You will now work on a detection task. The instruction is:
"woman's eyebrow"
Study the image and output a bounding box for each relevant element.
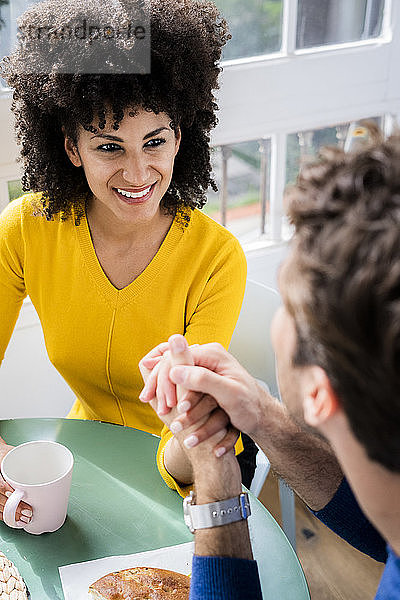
[91,133,124,142]
[90,127,169,142]
[143,127,169,140]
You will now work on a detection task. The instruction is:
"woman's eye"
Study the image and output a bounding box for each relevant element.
[145,138,166,148]
[97,143,122,153]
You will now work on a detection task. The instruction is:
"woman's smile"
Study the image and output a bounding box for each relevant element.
[113,183,157,205]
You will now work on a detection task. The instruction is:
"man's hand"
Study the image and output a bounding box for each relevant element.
[166,341,269,441]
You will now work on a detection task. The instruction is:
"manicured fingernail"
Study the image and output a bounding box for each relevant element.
[21,509,32,517]
[169,335,187,353]
[170,421,183,434]
[19,516,30,523]
[5,492,11,498]
[178,400,190,413]
[139,389,148,401]
[215,447,226,458]
[184,435,198,449]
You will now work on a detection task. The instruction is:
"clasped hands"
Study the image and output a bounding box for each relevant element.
[139,335,237,458]
[139,334,263,461]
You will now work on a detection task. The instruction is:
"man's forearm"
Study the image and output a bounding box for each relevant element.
[192,453,253,560]
[252,387,343,510]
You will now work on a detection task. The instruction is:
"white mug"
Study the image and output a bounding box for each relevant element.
[1,440,74,535]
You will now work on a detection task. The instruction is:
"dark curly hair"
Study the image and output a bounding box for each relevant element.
[0,0,230,220]
[283,126,400,472]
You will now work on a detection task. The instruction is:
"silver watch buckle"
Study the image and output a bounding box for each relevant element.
[183,490,195,533]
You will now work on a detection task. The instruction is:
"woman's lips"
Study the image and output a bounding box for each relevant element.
[113,183,156,205]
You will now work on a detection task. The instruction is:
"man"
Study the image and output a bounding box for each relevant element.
[140,131,400,598]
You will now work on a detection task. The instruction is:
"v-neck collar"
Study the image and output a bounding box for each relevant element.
[75,207,187,307]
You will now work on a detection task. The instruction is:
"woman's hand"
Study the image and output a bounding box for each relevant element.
[139,340,189,414]
[140,338,204,415]
[0,441,32,525]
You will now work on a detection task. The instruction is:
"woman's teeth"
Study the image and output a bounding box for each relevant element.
[116,185,152,199]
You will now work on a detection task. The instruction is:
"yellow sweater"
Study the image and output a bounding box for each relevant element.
[0,194,246,489]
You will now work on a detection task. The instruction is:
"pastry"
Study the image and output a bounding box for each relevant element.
[88,566,190,599]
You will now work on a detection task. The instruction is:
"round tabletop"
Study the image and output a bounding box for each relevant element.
[0,418,309,599]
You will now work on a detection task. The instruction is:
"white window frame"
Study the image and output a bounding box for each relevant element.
[211,0,399,242]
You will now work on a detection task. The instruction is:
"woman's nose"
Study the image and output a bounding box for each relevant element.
[122,156,151,186]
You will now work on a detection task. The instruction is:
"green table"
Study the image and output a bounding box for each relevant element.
[0,419,310,599]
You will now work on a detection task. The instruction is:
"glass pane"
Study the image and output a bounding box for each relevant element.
[214,0,283,61]
[205,140,270,242]
[8,179,23,202]
[286,117,383,186]
[1,0,42,86]
[296,0,385,49]
[0,0,8,30]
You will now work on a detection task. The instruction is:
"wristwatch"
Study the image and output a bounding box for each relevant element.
[183,490,251,534]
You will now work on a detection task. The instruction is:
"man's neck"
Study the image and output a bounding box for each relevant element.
[324,413,400,555]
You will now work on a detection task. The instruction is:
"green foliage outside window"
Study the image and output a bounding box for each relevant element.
[214,0,283,61]
[8,180,23,202]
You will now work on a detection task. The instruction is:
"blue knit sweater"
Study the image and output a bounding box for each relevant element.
[189,478,400,599]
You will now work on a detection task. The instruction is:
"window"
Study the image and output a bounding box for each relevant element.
[0,0,42,86]
[214,0,283,61]
[206,140,270,241]
[296,0,385,49]
[8,179,23,202]
[213,0,387,64]
[207,0,397,246]
[0,0,39,61]
[206,117,388,243]
[286,117,383,185]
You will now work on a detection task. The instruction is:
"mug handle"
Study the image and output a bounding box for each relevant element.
[3,490,26,529]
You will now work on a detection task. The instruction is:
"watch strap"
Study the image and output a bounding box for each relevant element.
[184,492,251,532]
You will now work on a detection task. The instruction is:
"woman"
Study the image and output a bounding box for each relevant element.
[0,0,248,523]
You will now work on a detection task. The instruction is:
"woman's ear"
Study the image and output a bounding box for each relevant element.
[63,128,82,167]
[302,366,340,428]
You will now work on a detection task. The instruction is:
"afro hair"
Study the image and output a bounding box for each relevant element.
[1,0,230,220]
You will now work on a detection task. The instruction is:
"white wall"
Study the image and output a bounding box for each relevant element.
[0,300,75,418]
[247,243,288,290]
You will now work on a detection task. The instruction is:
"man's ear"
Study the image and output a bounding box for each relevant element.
[63,128,82,167]
[302,366,340,428]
